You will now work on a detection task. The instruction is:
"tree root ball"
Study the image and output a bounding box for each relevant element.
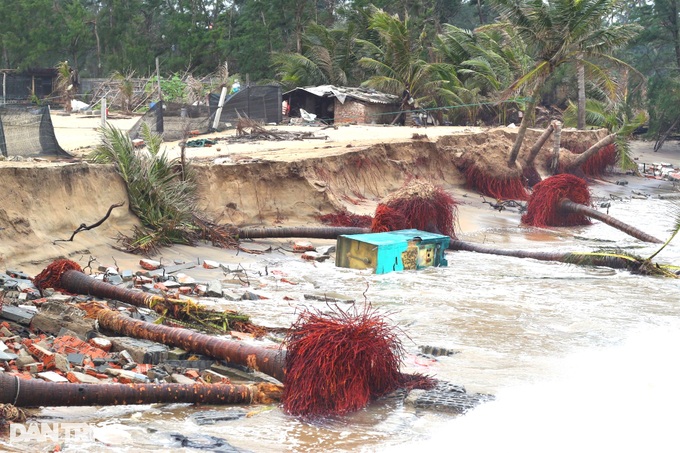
[522,174,592,227]
[370,180,458,237]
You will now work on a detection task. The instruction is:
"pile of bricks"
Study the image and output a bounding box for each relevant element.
[0,320,240,386]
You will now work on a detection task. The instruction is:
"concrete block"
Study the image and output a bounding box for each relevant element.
[67,353,85,366]
[316,245,336,255]
[170,373,196,385]
[54,353,71,373]
[68,371,102,384]
[110,337,168,364]
[167,348,189,361]
[37,371,69,383]
[0,350,18,361]
[1,305,35,325]
[206,280,223,298]
[106,368,149,383]
[15,355,37,368]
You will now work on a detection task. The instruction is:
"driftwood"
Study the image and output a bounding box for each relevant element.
[54,202,125,243]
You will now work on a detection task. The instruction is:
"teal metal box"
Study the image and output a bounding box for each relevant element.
[335,229,450,274]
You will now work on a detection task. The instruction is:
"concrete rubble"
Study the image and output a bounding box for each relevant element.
[0,238,482,416]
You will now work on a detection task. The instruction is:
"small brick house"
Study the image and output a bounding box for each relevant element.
[282,85,401,125]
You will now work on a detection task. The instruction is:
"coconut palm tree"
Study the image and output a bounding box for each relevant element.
[491,0,641,166]
[560,95,646,173]
[272,21,363,89]
[357,7,455,112]
[434,23,533,124]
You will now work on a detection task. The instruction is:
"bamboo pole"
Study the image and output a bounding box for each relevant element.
[0,373,281,408]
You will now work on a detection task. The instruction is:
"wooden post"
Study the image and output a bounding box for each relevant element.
[212,86,228,130]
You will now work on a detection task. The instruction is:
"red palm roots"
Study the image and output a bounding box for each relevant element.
[370,182,458,237]
[522,174,592,227]
[282,305,405,417]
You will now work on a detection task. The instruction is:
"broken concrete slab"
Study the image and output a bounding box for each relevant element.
[31,305,95,338]
[106,368,149,383]
[109,337,169,365]
[37,371,69,383]
[316,245,336,255]
[170,373,197,385]
[303,292,356,304]
[206,280,223,298]
[142,262,197,278]
[0,350,18,361]
[67,371,102,384]
[1,305,35,325]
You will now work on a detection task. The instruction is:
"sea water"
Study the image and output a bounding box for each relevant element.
[2,196,679,453]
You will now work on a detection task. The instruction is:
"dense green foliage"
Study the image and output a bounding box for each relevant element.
[3,1,680,136]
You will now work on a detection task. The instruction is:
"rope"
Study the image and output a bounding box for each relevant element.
[0,401,26,425]
[13,375,20,406]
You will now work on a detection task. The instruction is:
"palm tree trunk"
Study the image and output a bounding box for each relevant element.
[577,55,586,130]
[550,120,562,174]
[237,226,369,239]
[524,122,555,167]
[653,116,680,152]
[449,240,637,270]
[96,309,287,382]
[507,98,536,167]
[0,373,281,408]
[564,133,616,172]
[559,200,661,243]
[55,269,249,331]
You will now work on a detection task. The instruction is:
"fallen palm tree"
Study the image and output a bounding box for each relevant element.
[236,226,368,239]
[90,304,429,417]
[32,261,435,417]
[33,259,252,333]
[0,373,281,408]
[449,240,678,277]
[521,121,556,187]
[522,174,662,243]
[371,181,458,236]
[460,150,529,201]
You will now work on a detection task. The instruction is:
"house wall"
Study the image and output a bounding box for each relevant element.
[334,100,399,125]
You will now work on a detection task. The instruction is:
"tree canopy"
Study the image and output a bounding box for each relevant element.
[2,0,680,140]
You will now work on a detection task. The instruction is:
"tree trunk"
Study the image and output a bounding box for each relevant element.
[564,133,616,172]
[524,122,555,167]
[577,55,586,130]
[507,98,536,167]
[55,270,249,331]
[559,200,661,243]
[653,115,680,152]
[0,373,281,408]
[97,309,287,383]
[550,121,562,174]
[237,226,369,239]
[448,240,638,270]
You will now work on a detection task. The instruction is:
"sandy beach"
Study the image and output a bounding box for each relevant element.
[0,111,675,275]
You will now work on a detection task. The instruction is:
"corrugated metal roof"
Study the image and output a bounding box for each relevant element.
[283,85,400,105]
